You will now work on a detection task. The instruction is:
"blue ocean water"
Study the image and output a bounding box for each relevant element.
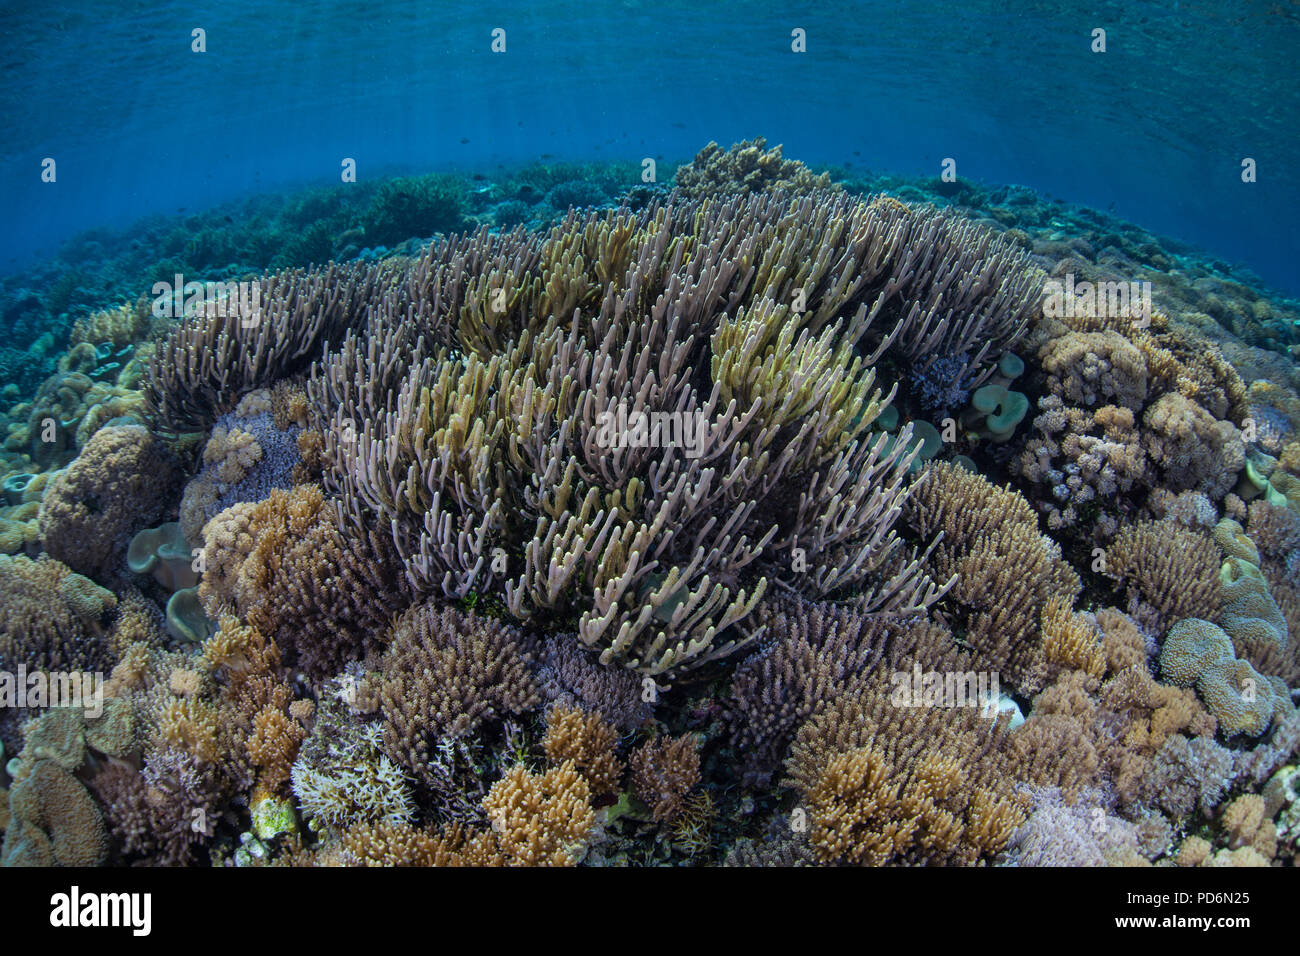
[1,0,1297,294]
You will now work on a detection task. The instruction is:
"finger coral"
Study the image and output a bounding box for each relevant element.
[542,704,623,798]
[533,635,654,733]
[909,461,1080,693]
[480,761,597,866]
[1103,519,1222,627]
[725,597,891,787]
[145,262,400,436]
[787,694,1026,865]
[378,603,540,795]
[291,695,415,831]
[312,190,1036,675]
[12,141,1300,873]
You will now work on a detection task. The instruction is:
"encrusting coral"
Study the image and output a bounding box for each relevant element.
[38,423,182,581]
[2,759,108,867]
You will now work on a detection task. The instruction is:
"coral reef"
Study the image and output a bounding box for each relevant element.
[3,143,1299,871]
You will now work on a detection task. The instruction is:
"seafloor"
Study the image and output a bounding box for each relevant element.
[1,138,1298,867]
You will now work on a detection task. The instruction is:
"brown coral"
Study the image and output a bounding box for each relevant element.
[1039,329,1149,410]
[1220,793,1277,861]
[1143,393,1244,499]
[69,299,151,349]
[910,461,1080,693]
[0,554,115,674]
[725,597,892,787]
[629,733,701,823]
[247,705,306,792]
[37,424,181,581]
[786,673,1028,866]
[1042,596,1106,681]
[1104,520,1222,626]
[673,137,838,200]
[379,603,540,793]
[2,759,108,866]
[145,261,400,435]
[199,485,412,681]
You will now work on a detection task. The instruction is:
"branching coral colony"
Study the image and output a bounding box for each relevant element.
[4,139,1300,867]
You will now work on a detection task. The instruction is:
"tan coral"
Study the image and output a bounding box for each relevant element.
[1143,392,1244,499]
[542,704,623,798]
[1220,793,1277,861]
[910,461,1080,693]
[673,137,839,200]
[37,423,181,580]
[0,554,115,673]
[1042,596,1106,680]
[1104,520,1221,625]
[480,761,597,866]
[1,759,108,866]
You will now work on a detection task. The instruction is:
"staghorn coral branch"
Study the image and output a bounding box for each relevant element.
[300,188,1038,675]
